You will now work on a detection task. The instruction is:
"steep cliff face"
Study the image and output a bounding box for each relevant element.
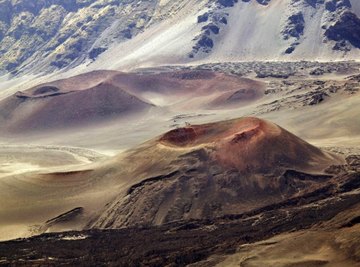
[0,0,360,75]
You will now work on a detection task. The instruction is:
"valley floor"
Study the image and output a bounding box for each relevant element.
[0,61,359,265]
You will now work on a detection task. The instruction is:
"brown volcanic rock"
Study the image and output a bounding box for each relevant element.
[91,117,342,229]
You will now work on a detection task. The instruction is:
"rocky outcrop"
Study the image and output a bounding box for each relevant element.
[0,0,157,74]
[89,47,107,60]
[217,0,238,8]
[283,12,305,40]
[191,10,228,57]
[325,11,360,49]
[325,0,351,12]
[256,0,271,5]
[305,0,325,8]
[282,12,304,54]
[197,12,209,23]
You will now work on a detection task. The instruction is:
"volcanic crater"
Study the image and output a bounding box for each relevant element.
[160,117,266,147]
[91,117,343,229]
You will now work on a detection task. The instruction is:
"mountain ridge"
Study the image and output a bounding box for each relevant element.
[1,0,360,75]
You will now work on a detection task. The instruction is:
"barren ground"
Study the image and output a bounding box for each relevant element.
[0,62,359,265]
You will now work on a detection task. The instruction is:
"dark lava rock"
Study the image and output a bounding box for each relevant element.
[197,13,209,23]
[325,1,335,12]
[5,62,18,71]
[69,39,85,52]
[121,22,137,39]
[0,1,12,24]
[305,0,325,8]
[198,36,214,49]
[241,0,270,5]
[285,46,295,54]
[283,12,305,40]
[218,0,238,7]
[191,35,214,56]
[219,16,228,24]
[307,92,329,105]
[325,0,351,12]
[333,40,352,52]
[121,28,132,39]
[89,47,106,60]
[202,24,220,35]
[212,12,229,25]
[310,68,325,75]
[325,12,360,49]
[256,72,291,79]
[50,60,68,69]
[256,0,271,5]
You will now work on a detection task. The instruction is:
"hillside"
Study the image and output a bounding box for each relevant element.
[1,0,360,75]
[91,117,342,228]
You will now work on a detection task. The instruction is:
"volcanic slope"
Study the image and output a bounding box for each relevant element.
[0,117,344,240]
[91,117,342,228]
[2,0,360,73]
[0,70,264,133]
[0,76,153,132]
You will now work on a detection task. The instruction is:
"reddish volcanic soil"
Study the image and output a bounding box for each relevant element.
[159,117,339,173]
[159,117,274,147]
